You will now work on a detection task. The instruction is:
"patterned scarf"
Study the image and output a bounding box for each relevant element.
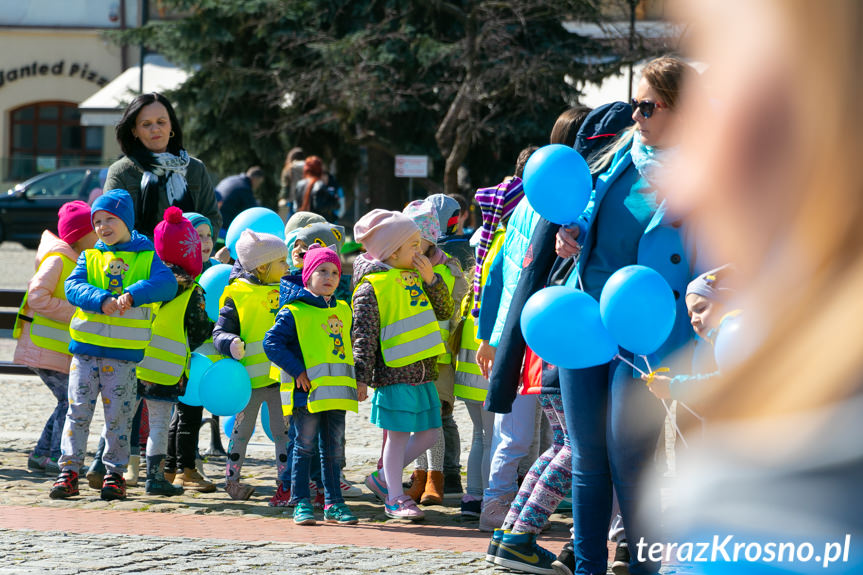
[145,149,190,205]
[472,177,524,316]
[630,132,676,188]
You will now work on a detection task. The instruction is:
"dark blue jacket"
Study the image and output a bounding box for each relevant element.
[65,230,178,362]
[211,262,279,356]
[216,174,257,231]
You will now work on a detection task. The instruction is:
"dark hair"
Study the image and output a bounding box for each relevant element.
[549,106,592,148]
[115,92,184,158]
[286,147,305,165]
[246,166,265,179]
[515,145,540,178]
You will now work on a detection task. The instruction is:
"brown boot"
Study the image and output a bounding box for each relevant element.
[405,469,427,503]
[174,467,216,493]
[420,470,444,505]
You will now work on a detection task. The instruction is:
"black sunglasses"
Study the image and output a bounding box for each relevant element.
[631,98,666,119]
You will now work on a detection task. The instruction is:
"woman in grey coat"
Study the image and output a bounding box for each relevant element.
[104,92,221,238]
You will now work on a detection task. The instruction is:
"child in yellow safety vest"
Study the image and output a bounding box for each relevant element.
[401,200,469,506]
[264,245,361,525]
[50,189,178,501]
[212,230,290,501]
[351,209,454,521]
[14,201,97,474]
[136,207,212,497]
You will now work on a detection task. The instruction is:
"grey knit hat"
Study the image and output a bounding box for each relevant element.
[236,230,288,272]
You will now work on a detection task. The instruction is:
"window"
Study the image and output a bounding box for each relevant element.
[8,102,103,181]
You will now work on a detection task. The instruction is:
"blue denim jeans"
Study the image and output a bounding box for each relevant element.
[484,393,537,501]
[559,356,665,575]
[290,407,346,506]
[32,368,69,460]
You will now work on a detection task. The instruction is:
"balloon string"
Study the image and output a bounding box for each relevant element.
[576,269,584,291]
[662,399,689,449]
[615,354,648,377]
[679,401,705,422]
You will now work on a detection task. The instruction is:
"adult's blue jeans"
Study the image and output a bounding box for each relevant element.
[290,407,346,506]
[559,356,665,575]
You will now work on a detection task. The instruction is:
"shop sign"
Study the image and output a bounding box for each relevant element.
[0,61,110,90]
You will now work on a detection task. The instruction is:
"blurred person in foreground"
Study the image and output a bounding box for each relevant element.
[654,1,863,573]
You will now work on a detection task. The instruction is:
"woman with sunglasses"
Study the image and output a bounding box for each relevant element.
[552,56,703,575]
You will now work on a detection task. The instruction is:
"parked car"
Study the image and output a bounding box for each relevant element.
[0,167,106,248]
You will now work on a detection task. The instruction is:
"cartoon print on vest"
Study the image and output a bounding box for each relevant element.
[322,314,346,359]
[263,289,281,317]
[104,257,129,294]
[396,271,429,307]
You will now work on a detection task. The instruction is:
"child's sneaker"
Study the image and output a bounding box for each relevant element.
[86,458,106,490]
[611,542,631,575]
[293,498,316,525]
[552,541,575,575]
[45,457,60,475]
[461,494,482,518]
[28,452,48,471]
[100,473,127,501]
[479,494,512,532]
[49,469,79,499]
[224,481,255,501]
[268,481,292,507]
[384,495,425,521]
[324,502,359,525]
[495,531,556,574]
[339,472,362,498]
[486,528,507,563]
[364,470,388,502]
[310,481,325,509]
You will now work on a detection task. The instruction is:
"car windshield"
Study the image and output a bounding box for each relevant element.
[24,170,87,199]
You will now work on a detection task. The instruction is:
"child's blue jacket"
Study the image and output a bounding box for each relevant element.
[64,230,178,362]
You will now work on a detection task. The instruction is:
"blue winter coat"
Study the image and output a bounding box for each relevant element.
[65,230,178,362]
[565,139,707,369]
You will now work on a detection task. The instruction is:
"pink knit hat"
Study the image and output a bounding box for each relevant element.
[301,245,342,287]
[154,207,203,278]
[353,209,419,262]
[57,200,93,245]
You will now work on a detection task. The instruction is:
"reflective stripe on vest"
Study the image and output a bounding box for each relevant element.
[13,252,77,355]
[360,268,445,368]
[454,311,489,402]
[136,289,194,385]
[193,339,222,362]
[433,263,457,365]
[279,299,358,414]
[221,279,281,388]
[276,366,295,415]
[69,249,157,349]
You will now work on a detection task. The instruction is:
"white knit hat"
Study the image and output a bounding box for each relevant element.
[235,230,288,272]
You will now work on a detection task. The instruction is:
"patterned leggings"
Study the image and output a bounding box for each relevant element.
[225,384,288,483]
[502,393,572,534]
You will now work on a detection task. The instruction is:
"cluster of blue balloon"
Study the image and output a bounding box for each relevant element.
[179,353,253,416]
[522,144,593,226]
[224,207,285,259]
[521,266,676,369]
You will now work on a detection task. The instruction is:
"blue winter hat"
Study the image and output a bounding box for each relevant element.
[91,188,135,233]
[183,211,213,238]
[686,264,735,302]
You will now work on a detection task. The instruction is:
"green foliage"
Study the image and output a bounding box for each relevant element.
[113,0,644,212]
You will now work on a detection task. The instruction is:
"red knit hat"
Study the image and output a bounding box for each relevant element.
[154,207,203,277]
[57,200,93,245]
[301,245,341,287]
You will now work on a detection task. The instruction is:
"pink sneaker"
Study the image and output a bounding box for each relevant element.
[310,481,325,509]
[268,481,292,507]
[385,494,425,521]
[364,471,388,502]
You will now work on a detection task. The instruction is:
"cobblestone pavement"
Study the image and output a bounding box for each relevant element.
[0,242,695,574]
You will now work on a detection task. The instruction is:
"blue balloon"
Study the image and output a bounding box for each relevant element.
[713,313,756,372]
[199,263,232,321]
[599,265,676,356]
[225,207,286,259]
[223,413,254,439]
[521,286,618,369]
[177,353,212,406]
[260,401,275,442]
[199,358,252,416]
[522,144,592,225]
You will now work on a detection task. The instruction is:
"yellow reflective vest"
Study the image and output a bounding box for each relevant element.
[360,268,445,368]
[453,228,505,401]
[69,249,158,350]
[433,263,457,365]
[13,251,77,355]
[220,279,281,388]
[276,299,357,415]
[136,288,194,385]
